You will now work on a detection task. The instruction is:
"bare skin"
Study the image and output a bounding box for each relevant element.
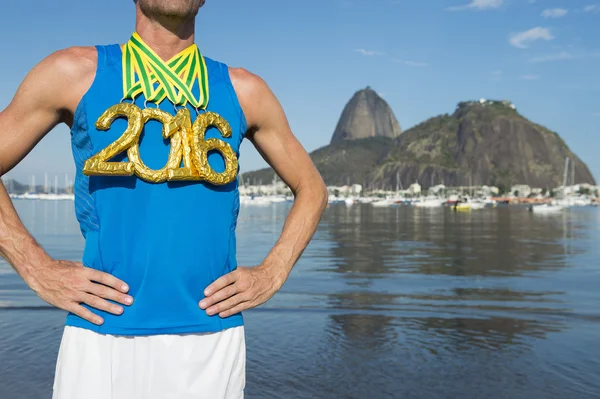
[0,0,327,324]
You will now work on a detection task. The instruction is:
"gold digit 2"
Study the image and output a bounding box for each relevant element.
[191,112,238,186]
[83,103,143,177]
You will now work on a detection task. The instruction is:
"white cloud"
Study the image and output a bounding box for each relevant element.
[584,5,600,13]
[404,60,429,67]
[354,49,385,56]
[542,8,568,18]
[509,27,554,49]
[447,0,504,11]
[531,51,574,63]
[393,59,429,67]
[521,74,541,80]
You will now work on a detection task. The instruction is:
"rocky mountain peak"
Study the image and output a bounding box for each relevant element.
[330,87,402,144]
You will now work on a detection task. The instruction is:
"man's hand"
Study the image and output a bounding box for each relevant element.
[29,260,133,325]
[200,265,285,318]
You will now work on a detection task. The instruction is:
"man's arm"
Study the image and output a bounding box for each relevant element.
[200,69,328,317]
[0,48,133,325]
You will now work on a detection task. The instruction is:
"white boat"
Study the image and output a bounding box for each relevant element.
[413,197,444,208]
[469,199,486,210]
[371,199,396,208]
[240,196,271,206]
[268,196,287,203]
[553,196,593,207]
[530,204,564,214]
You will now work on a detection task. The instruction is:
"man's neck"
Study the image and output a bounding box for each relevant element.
[134,12,196,61]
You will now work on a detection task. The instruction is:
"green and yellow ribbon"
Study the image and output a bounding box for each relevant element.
[122,32,209,109]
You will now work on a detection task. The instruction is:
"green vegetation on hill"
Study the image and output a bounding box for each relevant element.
[242,137,392,187]
[242,99,595,190]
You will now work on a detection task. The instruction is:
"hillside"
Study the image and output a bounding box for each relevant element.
[372,101,594,190]
[242,98,595,190]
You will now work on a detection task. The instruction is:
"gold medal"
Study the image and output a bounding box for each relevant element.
[83,33,238,186]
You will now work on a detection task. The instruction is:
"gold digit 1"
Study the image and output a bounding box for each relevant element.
[166,108,201,181]
[191,112,239,186]
[126,108,184,183]
[83,103,143,177]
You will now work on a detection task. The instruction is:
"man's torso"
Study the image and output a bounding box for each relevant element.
[63,44,247,335]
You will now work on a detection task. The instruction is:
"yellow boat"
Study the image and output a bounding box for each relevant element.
[454,203,471,211]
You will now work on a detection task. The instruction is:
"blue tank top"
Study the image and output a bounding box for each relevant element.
[65,44,246,335]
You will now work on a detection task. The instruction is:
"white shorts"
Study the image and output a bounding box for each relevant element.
[52,326,246,399]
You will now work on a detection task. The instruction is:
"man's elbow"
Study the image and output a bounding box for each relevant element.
[295,176,328,212]
[314,179,328,214]
[320,182,329,211]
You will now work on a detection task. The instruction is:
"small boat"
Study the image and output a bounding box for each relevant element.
[240,196,272,206]
[530,204,564,213]
[454,203,471,211]
[413,197,444,208]
[371,199,396,208]
[469,201,486,210]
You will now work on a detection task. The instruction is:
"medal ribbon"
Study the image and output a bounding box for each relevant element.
[122,32,209,109]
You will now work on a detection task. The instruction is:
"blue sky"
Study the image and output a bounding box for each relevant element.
[1,0,599,185]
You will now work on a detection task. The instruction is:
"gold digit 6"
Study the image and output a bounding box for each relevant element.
[83,103,143,176]
[191,112,238,186]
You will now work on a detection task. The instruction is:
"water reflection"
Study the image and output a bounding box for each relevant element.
[317,204,583,356]
[323,205,584,278]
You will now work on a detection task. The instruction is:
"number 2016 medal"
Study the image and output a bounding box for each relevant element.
[83,32,238,185]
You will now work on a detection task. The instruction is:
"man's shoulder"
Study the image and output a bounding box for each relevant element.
[42,46,98,80]
[26,46,100,117]
[227,67,283,131]
[228,67,272,107]
[228,67,266,94]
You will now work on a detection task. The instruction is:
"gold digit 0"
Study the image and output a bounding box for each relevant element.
[191,112,238,186]
[83,103,143,176]
[126,108,184,183]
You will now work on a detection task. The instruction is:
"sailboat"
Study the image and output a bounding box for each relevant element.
[344,176,356,206]
[531,157,568,213]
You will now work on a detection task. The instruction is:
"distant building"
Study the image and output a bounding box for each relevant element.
[511,185,531,198]
[531,188,543,195]
[409,183,422,195]
[326,184,363,197]
[351,184,363,195]
[501,100,516,110]
[579,183,595,192]
[474,185,499,197]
